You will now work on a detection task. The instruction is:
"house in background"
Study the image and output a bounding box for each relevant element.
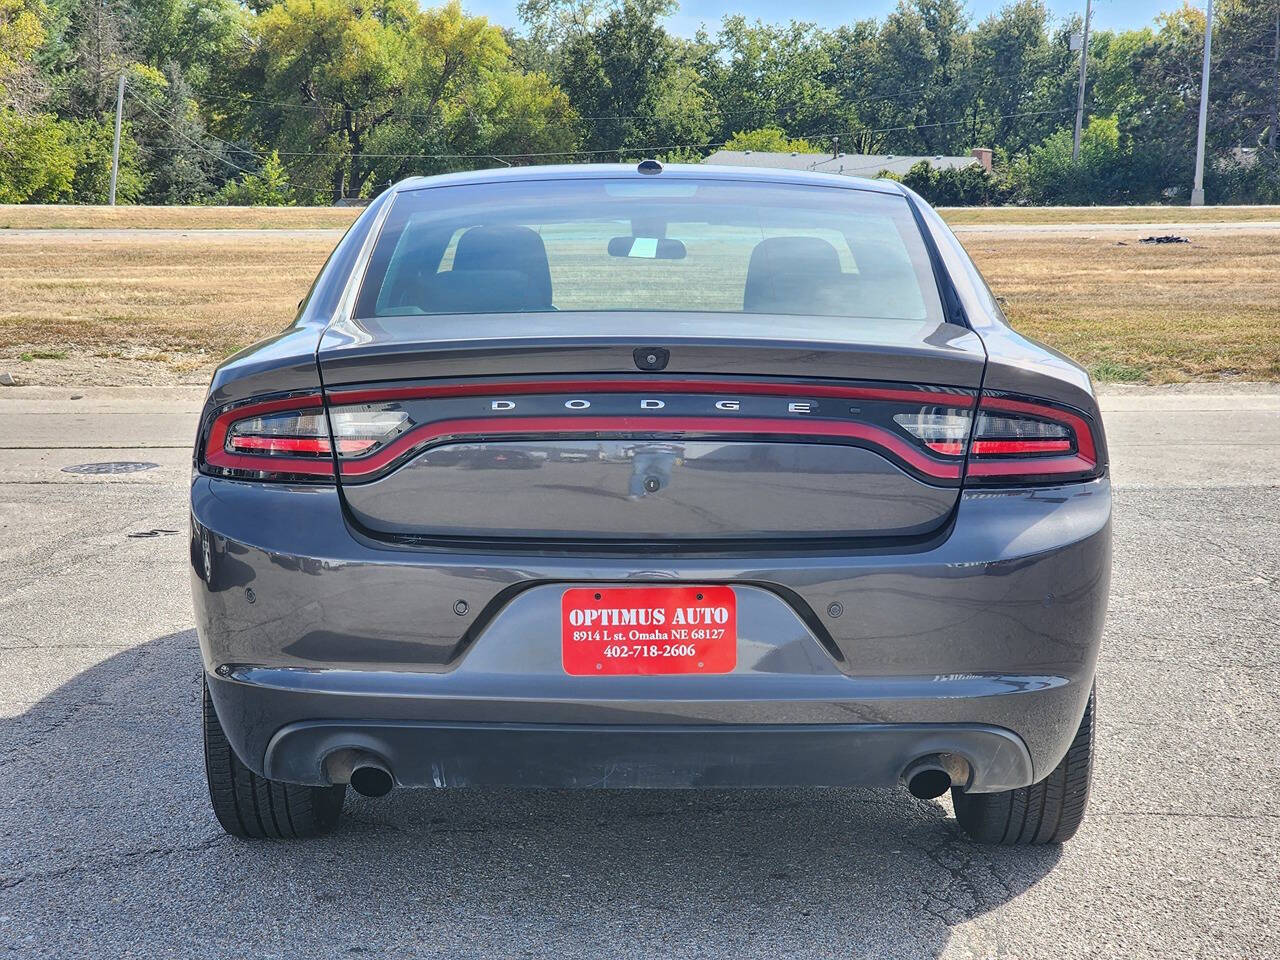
[703,147,994,178]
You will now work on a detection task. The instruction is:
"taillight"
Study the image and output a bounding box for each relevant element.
[328,405,411,457]
[892,409,973,456]
[225,410,335,456]
[965,395,1100,484]
[200,395,409,482]
[199,382,1101,487]
[894,393,1102,485]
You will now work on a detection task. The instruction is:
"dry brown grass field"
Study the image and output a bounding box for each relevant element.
[939,204,1280,225]
[1,214,1277,385]
[0,205,361,230]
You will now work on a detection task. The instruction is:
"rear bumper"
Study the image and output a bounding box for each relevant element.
[192,474,1110,792]
[255,714,1032,792]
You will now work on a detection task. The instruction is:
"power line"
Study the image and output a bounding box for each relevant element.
[801,106,1076,140]
[132,95,258,177]
[196,66,1057,132]
[131,95,333,199]
[205,106,1075,165]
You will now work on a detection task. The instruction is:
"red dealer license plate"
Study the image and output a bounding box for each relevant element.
[561,585,737,676]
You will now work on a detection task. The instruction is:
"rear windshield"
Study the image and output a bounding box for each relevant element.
[355,178,943,323]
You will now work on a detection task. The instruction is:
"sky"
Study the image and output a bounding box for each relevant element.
[464,0,1186,36]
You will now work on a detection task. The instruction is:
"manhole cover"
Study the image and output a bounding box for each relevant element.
[62,461,161,475]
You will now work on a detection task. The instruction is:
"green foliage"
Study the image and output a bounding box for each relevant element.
[63,117,145,202]
[1,0,47,100]
[1207,150,1280,204]
[884,159,1007,205]
[234,0,577,198]
[656,144,704,162]
[1005,116,1145,204]
[212,150,295,205]
[723,126,816,153]
[547,0,700,156]
[10,0,1280,205]
[0,108,76,201]
[711,17,841,142]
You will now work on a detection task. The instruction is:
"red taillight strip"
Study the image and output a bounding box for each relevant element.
[970,439,1073,456]
[228,435,377,455]
[337,415,963,481]
[203,394,334,477]
[966,395,1100,480]
[978,395,1097,466]
[327,379,975,408]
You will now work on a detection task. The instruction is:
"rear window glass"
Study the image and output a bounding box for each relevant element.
[355,178,943,323]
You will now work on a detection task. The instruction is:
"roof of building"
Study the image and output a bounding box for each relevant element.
[703,150,979,177]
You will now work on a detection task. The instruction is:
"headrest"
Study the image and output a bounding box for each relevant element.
[453,225,553,309]
[744,236,845,314]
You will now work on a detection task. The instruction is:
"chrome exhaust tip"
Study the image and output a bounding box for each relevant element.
[324,749,394,798]
[902,754,972,800]
[349,758,394,798]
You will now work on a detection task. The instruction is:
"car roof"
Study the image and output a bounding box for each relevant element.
[392,162,907,198]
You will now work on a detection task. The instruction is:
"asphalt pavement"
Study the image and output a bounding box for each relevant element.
[0,382,1278,959]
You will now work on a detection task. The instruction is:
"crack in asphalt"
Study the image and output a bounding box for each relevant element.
[906,827,1018,928]
[0,834,226,891]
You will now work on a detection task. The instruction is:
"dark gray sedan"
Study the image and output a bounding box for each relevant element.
[192,162,1109,844]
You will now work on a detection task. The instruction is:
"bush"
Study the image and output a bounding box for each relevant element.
[1004,116,1156,205]
[211,151,296,206]
[1207,150,1280,204]
[878,160,1007,206]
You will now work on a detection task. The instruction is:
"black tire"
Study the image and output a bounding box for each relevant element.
[202,677,346,839]
[952,685,1095,845]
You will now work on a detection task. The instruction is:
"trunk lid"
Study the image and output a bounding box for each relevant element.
[318,313,986,544]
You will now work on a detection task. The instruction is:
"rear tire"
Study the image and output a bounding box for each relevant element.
[952,685,1095,845]
[202,677,346,838]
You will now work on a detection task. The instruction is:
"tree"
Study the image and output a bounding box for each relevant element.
[867,0,975,154]
[65,115,145,201]
[969,0,1074,155]
[235,0,577,199]
[1,0,48,111]
[723,126,816,152]
[125,0,241,88]
[359,1,578,179]
[1211,0,1280,152]
[0,0,77,202]
[711,16,840,146]
[549,0,704,155]
[213,149,294,204]
[50,0,133,117]
[11,0,1280,206]
[1006,115,1137,203]
[0,109,75,200]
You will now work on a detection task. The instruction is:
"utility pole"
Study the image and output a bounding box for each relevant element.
[1191,0,1214,205]
[108,73,125,206]
[1072,0,1092,162]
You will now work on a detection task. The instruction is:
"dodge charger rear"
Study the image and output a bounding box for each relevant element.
[192,164,1110,844]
